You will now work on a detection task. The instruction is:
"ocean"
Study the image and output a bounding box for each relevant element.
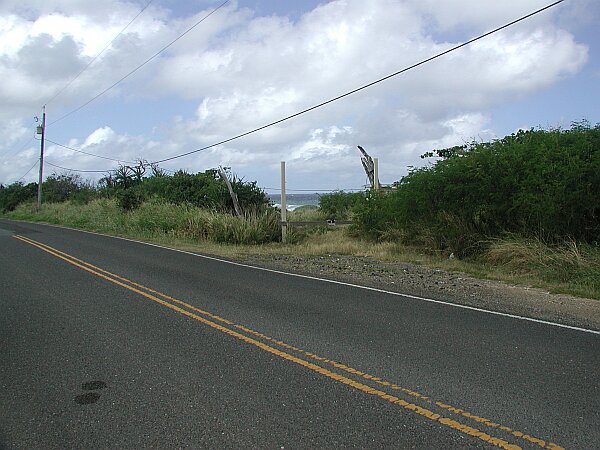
[268,193,321,211]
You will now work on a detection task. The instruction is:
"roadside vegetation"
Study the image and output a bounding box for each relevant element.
[2,122,599,299]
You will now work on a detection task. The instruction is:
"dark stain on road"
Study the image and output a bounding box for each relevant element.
[82,380,107,390]
[75,380,107,404]
[74,392,101,405]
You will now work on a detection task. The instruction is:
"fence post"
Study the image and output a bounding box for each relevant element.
[280,161,287,243]
[374,158,380,190]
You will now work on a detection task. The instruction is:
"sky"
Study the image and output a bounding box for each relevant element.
[0,0,598,193]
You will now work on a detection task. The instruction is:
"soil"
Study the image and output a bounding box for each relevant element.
[235,253,600,332]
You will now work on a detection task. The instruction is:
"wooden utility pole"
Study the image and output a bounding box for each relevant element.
[280,161,287,244]
[36,106,46,210]
[218,166,242,217]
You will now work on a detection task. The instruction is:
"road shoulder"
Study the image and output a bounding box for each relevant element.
[234,252,600,332]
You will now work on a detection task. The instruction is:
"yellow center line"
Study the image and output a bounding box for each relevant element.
[14,235,565,450]
[15,235,562,449]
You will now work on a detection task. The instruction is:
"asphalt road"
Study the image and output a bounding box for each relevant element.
[1,219,599,449]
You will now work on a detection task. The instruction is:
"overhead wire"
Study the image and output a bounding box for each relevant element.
[150,0,565,165]
[49,0,231,126]
[45,138,137,164]
[16,160,39,182]
[44,0,155,107]
[45,161,113,173]
[44,157,177,175]
[1,135,36,159]
[1,115,40,159]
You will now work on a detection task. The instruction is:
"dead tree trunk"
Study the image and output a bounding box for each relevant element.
[357,145,380,189]
[218,166,242,217]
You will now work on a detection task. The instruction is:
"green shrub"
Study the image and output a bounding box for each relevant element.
[0,182,37,212]
[352,122,600,256]
[318,191,364,220]
[117,168,270,215]
[43,173,97,204]
[117,189,144,211]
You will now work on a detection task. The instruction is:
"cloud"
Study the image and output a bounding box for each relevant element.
[17,33,85,80]
[152,0,586,180]
[0,0,590,188]
[83,126,115,146]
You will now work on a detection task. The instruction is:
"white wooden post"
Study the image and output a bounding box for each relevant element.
[280,161,287,243]
[374,157,380,190]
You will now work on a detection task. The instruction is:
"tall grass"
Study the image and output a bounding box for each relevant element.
[484,236,600,298]
[8,198,281,245]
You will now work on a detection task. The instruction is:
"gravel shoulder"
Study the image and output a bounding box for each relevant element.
[234,252,600,332]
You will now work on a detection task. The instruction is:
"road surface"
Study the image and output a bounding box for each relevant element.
[1,219,599,449]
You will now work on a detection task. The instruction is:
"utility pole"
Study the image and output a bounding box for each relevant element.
[36,106,46,210]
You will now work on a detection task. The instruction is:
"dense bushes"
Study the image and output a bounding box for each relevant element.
[43,174,96,204]
[0,182,37,212]
[4,123,599,253]
[318,191,363,220]
[1,165,270,216]
[125,169,269,213]
[351,123,600,256]
[0,174,97,212]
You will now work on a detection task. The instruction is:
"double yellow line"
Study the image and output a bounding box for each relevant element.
[14,234,564,450]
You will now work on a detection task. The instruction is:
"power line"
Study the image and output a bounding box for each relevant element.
[44,0,155,107]
[45,138,137,164]
[44,158,176,175]
[49,0,230,126]
[150,0,565,165]
[1,116,39,158]
[45,160,113,173]
[17,160,39,182]
[1,135,35,159]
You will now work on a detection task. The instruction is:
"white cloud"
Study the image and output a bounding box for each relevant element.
[82,126,115,146]
[0,0,591,188]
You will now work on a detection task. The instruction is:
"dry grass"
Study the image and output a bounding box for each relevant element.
[482,236,600,298]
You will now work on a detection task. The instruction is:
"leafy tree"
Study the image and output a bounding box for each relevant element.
[318,191,364,220]
[0,182,37,212]
[43,173,96,203]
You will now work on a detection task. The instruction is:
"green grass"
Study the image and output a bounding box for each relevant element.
[7,198,280,245]
[5,199,599,300]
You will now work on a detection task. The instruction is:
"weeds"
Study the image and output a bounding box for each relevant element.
[484,236,600,298]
